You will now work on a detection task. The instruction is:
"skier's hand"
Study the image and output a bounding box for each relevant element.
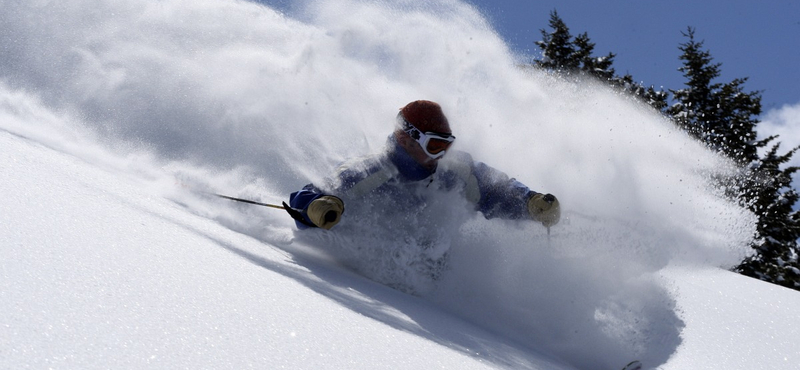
[307,195,344,230]
[527,193,560,227]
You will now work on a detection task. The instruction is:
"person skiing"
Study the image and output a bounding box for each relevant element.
[288,100,560,231]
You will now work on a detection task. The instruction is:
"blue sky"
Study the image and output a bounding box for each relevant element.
[466,0,800,111]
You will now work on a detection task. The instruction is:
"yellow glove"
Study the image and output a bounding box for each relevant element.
[306,196,344,230]
[527,193,560,227]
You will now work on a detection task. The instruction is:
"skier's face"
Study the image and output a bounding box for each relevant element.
[396,130,442,170]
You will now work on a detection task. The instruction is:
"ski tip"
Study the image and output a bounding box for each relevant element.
[621,360,643,370]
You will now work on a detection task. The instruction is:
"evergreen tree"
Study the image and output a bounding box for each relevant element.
[534,10,576,71]
[737,141,800,289]
[667,28,761,164]
[534,10,615,79]
[611,74,669,112]
[533,10,667,112]
[667,28,800,290]
[667,28,719,141]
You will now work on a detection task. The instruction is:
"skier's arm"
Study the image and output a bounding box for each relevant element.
[289,155,387,230]
[470,160,560,226]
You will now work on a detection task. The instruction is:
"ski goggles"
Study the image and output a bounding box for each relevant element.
[398,115,455,159]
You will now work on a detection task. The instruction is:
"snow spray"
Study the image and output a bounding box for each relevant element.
[0,0,756,368]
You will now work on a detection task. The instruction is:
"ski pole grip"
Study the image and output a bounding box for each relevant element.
[324,210,338,223]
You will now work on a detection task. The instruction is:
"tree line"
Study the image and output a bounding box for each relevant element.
[532,11,800,291]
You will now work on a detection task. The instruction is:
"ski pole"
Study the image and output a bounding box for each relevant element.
[211,192,317,228]
[542,194,555,245]
[213,193,284,209]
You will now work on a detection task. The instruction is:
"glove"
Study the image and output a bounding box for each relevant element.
[527,193,560,227]
[306,195,345,230]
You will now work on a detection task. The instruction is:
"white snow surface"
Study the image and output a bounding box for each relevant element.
[1,0,798,369]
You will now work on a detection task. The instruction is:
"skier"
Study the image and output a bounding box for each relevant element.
[288,100,560,230]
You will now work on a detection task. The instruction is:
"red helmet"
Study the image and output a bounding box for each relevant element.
[399,100,452,134]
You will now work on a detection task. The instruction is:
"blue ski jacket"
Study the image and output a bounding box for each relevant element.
[289,135,539,229]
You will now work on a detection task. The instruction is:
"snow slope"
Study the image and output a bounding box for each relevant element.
[1,0,798,369]
[0,130,564,370]
[3,100,800,370]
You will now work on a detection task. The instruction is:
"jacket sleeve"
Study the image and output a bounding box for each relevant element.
[289,184,326,229]
[442,151,536,220]
[288,156,383,229]
[472,161,536,220]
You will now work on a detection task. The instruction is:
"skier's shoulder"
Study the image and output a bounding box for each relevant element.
[438,150,514,188]
[437,150,480,185]
[328,152,397,195]
[333,152,392,180]
[438,149,474,172]
[439,149,507,179]
[444,149,474,163]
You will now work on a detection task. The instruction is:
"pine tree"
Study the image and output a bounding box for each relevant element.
[534,10,581,73]
[667,28,719,141]
[533,10,667,112]
[737,141,800,289]
[667,28,762,164]
[534,10,615,79]
[667,28,800,290]
[611,74,669,112]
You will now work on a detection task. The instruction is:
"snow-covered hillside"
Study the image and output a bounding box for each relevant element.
[1,1,798,369]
